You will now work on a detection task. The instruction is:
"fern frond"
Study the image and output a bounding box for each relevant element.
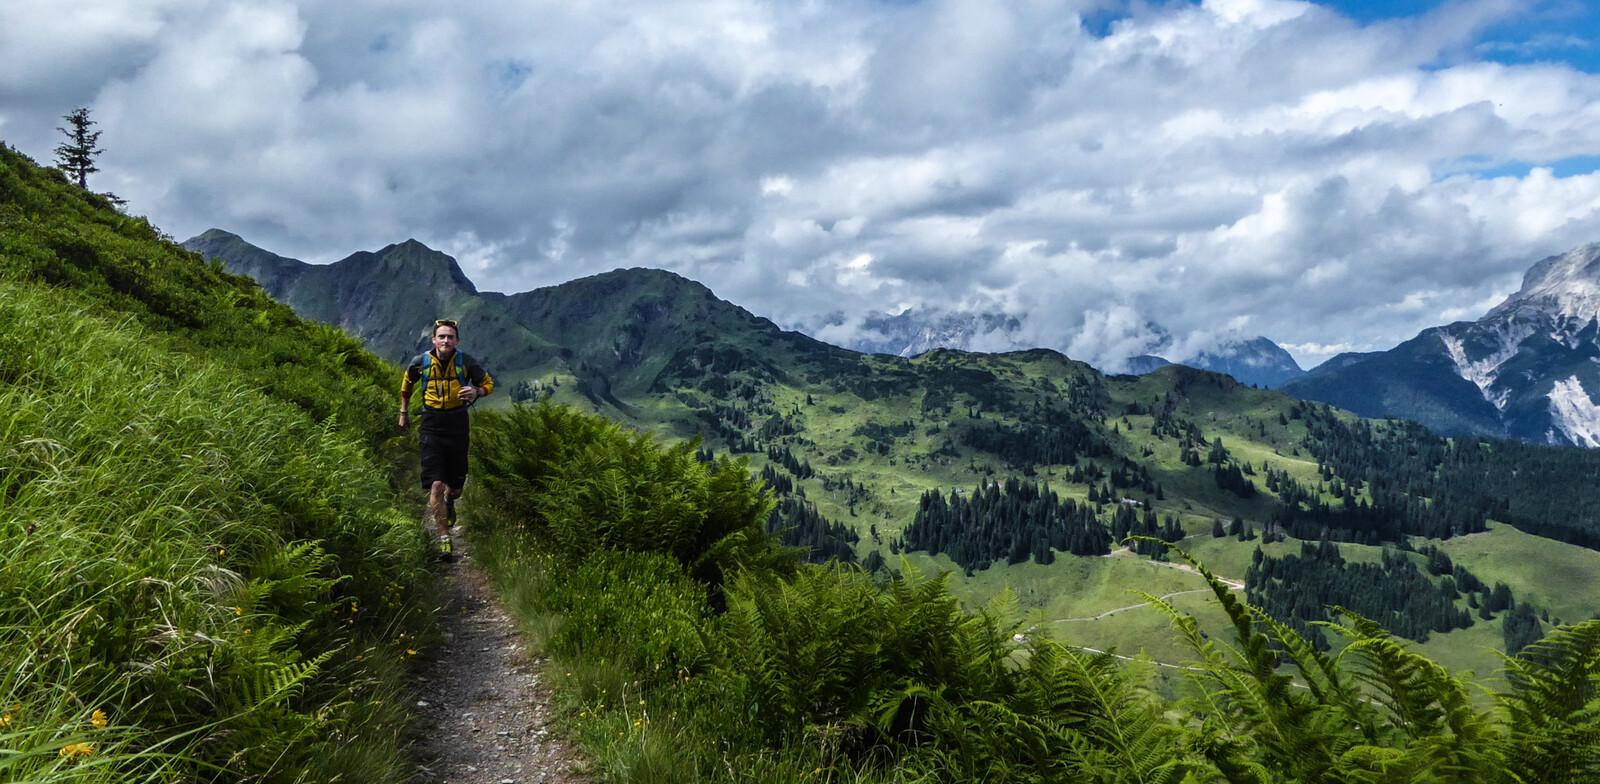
[1146,542,1351,783]
[1494,619,1600,782]
[1250,610,1375,742]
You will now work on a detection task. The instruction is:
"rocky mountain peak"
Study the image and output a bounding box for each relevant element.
[1483,241,1600,324]
[843,309,1023,357]
[364,239,478,295]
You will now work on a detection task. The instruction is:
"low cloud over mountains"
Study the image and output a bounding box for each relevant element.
[7,1,1600,373]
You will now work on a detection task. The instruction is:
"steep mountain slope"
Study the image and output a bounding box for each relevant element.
[1286,242,1600,445]
[184,231,859,412]
[185,228,482,362]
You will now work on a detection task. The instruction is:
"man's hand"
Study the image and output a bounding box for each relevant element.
[398,411,410,429]
[460,385,480,402]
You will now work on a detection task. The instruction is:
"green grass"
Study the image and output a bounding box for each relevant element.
[0,279,431,782]
[1436,521,1600,626]
[464,400,1600,784]
[1411,616,1512,683]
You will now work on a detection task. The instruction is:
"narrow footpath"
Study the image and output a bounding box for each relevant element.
[410,526,591,784]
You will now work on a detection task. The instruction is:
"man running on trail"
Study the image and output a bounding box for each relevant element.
[399,319,494,560]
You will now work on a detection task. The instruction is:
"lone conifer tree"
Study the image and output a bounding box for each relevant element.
[54,108,103,188]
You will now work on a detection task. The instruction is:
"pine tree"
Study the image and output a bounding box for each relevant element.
[1503,603,1543,656]
[54,108,104,189]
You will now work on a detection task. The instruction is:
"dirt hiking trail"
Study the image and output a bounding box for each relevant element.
[410,527,591,784]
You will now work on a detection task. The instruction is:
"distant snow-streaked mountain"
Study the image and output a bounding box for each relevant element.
[1125,337,1306,388]
[1284,241,1600,446]
[840,310,1023,357]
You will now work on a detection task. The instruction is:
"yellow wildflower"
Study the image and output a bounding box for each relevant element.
[91,709,107,729]
[0,714,11,729]
[59,742,94,758]
[234,607,243,616]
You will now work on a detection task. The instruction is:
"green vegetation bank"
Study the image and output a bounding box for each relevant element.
[1,143,431,781]
[466,401,1600,783]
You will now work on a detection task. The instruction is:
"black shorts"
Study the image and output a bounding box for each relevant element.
[419,428,470,491]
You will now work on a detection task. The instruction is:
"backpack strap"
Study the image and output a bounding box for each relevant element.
[454,352,474,407]
[421,351,474,407]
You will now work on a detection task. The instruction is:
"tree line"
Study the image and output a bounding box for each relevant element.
[1246,540,1475,649]
[1297,403,1600,549]
[898,478,1112,573]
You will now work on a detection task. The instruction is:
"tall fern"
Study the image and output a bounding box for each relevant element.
[1495,620,1600,783]
[472,402,788,592]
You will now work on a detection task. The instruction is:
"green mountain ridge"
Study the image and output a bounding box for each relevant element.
[184,228,480,361]
[189,231,1600,671]
[184,229,844,406]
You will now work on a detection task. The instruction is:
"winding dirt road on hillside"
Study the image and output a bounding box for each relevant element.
[1053,549,1245,623]
[410,527,591,784]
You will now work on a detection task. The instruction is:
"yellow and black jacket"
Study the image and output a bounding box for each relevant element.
[401,350,494,411]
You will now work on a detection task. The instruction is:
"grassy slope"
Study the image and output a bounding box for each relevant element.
[561,334,1600,671]
[0,144,430,781]
[0,143,399,453]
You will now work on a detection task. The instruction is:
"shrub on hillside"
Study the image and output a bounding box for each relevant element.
[473,402,795,591]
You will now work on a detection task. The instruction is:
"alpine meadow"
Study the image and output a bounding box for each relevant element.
[6,131,1600,784]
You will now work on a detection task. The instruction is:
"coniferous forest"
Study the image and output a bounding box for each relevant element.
[1296,403,1600,548]
[899,478,1112,572]
[1247,541,1475,648]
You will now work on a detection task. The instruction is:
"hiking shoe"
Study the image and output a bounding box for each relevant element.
[437,534,454,562]
[446,499,457,524]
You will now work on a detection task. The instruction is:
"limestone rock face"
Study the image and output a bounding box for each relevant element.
[1285,241,1600,446]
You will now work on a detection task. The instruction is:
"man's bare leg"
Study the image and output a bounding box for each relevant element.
[429,480,452,537]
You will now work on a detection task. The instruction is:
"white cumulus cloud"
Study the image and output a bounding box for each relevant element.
[4,0,1600,369]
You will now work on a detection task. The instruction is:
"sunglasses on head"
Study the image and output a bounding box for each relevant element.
[434,319,458,328]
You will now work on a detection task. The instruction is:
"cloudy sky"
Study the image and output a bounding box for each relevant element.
[4,0,1600,370]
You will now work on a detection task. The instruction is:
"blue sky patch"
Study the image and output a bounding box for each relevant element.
[1434,153,1600,181]
[1322,0,1598,72]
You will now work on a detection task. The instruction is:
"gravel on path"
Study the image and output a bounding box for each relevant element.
[409,527,591,784]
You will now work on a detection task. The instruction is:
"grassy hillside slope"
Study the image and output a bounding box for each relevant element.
[1,149,398,451]
[463,401,1600,783]
[0,143,431,781]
